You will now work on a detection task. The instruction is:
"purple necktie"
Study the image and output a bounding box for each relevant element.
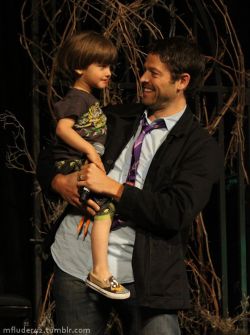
[126,115,166,185]
[112,115,165,229]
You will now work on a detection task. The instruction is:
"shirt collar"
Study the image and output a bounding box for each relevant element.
[144,106,186,131]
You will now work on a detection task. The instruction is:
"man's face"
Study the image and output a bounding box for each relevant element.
[140,53,179,111]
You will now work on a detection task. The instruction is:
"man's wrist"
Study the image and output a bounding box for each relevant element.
[51,173,64,193]
[106,178,124,201]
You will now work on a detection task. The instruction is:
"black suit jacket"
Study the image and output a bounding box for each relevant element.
[37,103,223,310]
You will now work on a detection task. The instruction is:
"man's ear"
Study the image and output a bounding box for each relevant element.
[178,73,190,90]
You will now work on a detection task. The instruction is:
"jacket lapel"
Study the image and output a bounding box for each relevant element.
[143,108,195,187]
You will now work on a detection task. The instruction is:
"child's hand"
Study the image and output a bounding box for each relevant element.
[87,151,105,172]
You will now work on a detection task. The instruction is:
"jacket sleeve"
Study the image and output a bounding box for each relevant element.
[115,134,223,237]
[36,145,60,200]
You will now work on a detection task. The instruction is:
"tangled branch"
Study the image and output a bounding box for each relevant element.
[0,111,36,174]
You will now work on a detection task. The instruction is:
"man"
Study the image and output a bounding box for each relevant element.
[37,36,222,334]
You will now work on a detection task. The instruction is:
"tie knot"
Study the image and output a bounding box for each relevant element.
[125,113,165,187]
[141,115,165,134]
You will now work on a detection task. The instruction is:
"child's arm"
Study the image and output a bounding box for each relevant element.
[56,117,105,172]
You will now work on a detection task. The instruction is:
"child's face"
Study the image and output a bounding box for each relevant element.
[75,64,112,92]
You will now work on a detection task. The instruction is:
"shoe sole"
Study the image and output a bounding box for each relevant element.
[85,279,130,300]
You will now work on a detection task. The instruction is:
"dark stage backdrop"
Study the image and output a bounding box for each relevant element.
[0,1,33,299]
[0,0,249,319]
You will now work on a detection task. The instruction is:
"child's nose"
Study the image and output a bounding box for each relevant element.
[106,67,111,77]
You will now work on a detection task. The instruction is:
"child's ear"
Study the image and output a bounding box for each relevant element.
[75,69,84,75]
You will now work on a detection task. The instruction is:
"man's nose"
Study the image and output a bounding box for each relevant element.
[140,71,148,83]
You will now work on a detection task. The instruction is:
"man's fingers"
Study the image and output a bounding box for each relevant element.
[86,206,96,217]
[65,195,81,208]
[86,198,100,216]
[87,198,100,211]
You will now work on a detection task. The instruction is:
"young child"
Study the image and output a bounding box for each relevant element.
[52,31,130,299]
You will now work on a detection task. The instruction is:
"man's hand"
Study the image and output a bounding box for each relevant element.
[77,163,124,201]
[86,198,100,217]
[51,172,82,208]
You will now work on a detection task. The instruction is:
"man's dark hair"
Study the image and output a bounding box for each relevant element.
[148,36,205,97]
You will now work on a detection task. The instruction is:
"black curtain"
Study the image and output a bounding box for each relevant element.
[0,1,33,299]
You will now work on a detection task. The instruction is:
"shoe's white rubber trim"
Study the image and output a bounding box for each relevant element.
[85,279,130,300]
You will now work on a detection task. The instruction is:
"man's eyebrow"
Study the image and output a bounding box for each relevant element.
[144,65,161,72]
[149,68,162,74]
